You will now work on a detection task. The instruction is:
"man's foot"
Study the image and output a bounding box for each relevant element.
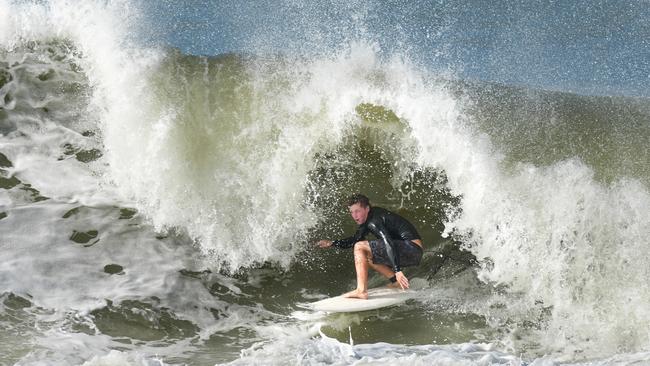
[342,289,368,299]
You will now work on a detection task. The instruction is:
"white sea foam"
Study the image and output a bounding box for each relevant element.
[225,324,539,366]
[81,350,169,366]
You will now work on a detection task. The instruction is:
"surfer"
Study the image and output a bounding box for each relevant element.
[317,193,423,299]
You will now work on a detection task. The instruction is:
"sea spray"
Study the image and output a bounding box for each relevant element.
[407,84,650,356]
[101,43,449,271]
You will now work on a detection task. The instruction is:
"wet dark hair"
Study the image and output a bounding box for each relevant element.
[347,193,370,208]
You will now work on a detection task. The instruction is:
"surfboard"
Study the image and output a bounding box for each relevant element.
[307,287,416,313]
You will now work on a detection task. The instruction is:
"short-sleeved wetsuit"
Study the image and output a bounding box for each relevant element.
[332,206,423,273]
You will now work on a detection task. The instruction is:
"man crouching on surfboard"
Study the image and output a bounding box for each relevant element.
[317,193,424,299]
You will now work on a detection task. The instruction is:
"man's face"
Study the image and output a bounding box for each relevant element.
[349,203,370,225]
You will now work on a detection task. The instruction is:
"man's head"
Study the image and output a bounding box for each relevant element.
[347,193,371,225]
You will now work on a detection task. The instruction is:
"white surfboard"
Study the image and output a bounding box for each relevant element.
[307,287,416,313]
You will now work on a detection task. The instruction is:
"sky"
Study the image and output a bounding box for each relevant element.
[139,0,650,97]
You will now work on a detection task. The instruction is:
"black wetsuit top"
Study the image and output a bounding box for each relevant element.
[332,206,421,273]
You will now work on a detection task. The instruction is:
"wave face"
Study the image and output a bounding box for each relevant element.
[1,0,649,364]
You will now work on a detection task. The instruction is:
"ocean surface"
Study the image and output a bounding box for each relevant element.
[1,1,649,365]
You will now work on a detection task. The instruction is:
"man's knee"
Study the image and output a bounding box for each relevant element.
[353,241,372,263]
[354,241,370,253]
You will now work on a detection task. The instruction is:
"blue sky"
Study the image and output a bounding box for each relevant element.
[140,0,650,97]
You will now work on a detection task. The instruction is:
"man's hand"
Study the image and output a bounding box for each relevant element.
[395,271,409,289]
[317,240,333,248]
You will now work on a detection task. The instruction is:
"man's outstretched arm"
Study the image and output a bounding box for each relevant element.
[318,227,366,249]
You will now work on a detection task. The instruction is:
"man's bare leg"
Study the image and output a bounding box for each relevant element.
[343,241,372,299]
[369,262,395,278]
[369,263,401,288]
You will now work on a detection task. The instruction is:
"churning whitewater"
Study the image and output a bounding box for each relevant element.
[1,1,649,365]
